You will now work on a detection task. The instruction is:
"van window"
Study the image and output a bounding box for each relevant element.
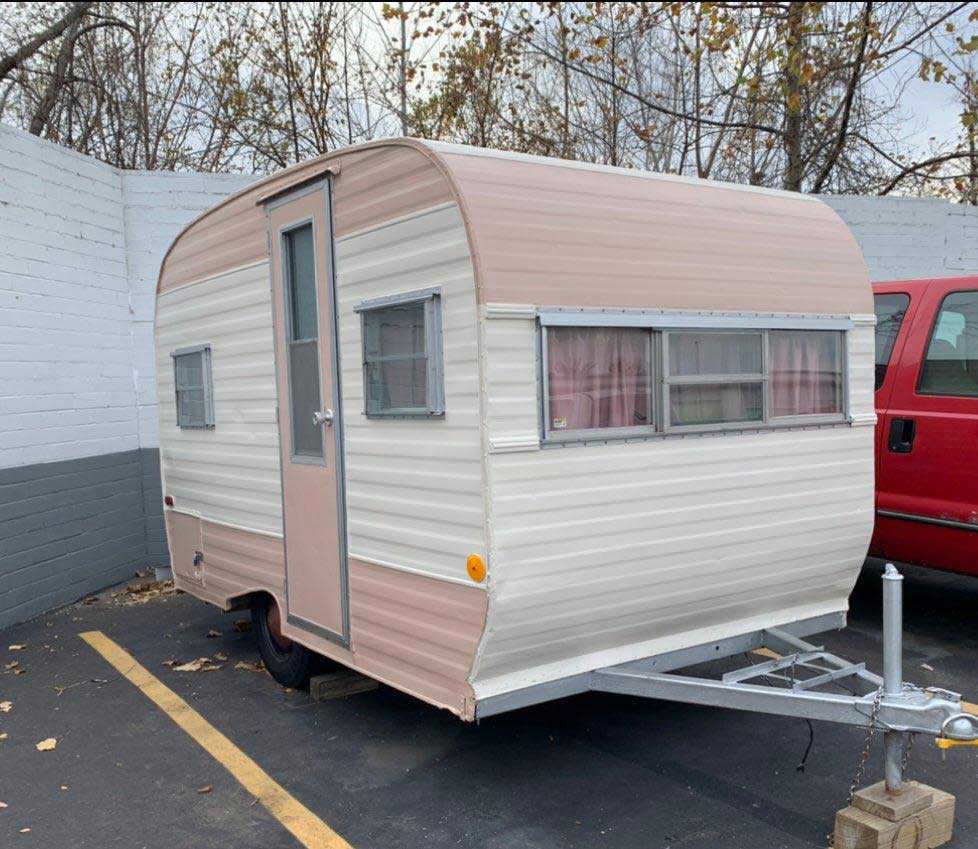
[873,293,910,390]
[918,291,978,398]
[171,344,214,428]
[541,324,846,441]
[356,289,445,417]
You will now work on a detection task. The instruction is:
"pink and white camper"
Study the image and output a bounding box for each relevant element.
[154,139,878,720]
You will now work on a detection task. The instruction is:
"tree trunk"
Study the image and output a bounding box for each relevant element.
[0,1,93,83]
[783,1,805,192]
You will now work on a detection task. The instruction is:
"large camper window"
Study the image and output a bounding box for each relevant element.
[171,344,214,428]
[542,323,846,442]
[356,289,445,417]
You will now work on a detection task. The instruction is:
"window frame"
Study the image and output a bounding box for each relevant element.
[537,312,850,445]
[873,292,911,392]
[354,287,445,419]
[171,343,215,429]
[916,288,978,399]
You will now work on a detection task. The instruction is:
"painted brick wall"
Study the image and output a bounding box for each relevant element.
[824,196,978,282]
[0,123,256,628]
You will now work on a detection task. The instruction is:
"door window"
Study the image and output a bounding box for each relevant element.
[283,223,325,458]
[918,290,978,398]
[873,293,910,390]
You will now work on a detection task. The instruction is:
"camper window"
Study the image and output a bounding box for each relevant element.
[356,289,445,417]
[171,344,214,428]
[542,323,846,442]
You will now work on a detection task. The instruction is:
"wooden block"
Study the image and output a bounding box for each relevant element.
[309,669,379,701]
[834,785,955,849]
[852,781,935,822]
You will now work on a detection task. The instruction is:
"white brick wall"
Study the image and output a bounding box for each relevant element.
[0,123,255,469]
[823,196,978,282]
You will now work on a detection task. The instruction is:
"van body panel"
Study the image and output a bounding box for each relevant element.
[872,276,978,577]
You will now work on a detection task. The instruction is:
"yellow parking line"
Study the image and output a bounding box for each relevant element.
[80,630,352,849]
[750,648,978,715]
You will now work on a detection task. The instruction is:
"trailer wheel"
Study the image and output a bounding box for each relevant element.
[251,594,314,689]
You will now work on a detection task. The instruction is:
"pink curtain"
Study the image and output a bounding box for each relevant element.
[547,328,649,431]
[770,331,841,417]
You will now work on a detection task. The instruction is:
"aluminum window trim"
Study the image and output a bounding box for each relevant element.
[170,343,214,429]
[539,323,849,444]
[538,309,853,331]
[358,288,445,418]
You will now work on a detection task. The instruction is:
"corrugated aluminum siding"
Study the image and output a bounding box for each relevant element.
[472,317,876,696]
[155,262,282,534]
[335,203,486,583]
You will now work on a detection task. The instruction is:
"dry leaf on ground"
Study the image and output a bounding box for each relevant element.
[173,657,222,672]
[234,660,265,673]
[0,732,8,741]
[5,661,19,670]
[197,785,213,794]
[232,619,251,633]
[0,701,11,712]
[35,738,57,752]
[0,801,7,809]
[214,652,228,662]
[8,645,25,651]
[206,629,221,638]
[20,827,31,833]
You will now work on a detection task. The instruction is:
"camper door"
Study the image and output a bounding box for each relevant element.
[266,180,348,645]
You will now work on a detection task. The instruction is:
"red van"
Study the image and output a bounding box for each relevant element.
[871,276,978,576]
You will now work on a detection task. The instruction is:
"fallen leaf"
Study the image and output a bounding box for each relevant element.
[232,619,251,633]
[20,827,31,833]
[5,661,19,670]
[82,596,98,605]
[8,645,25,651]
[0,701,11,713]
[60,785,68,791]
[173,658,211,673]
[206,629,221,638]
[0,801,6,808]
[36,738,57,752]
[197,785,213,794]
[12,668,24,676]
[214,652,228,662]
[162,660,176,667]
[234,660,265,673]
[921,662,934,671]
[0,732,8,741]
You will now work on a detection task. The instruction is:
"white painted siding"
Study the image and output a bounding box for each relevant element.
[472,315,876,697]
[155,262,282,534]
[335,204,486,583]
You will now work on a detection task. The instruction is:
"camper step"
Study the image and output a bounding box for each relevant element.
[310,669,379,702]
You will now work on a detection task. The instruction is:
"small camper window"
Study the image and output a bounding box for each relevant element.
[171,344,214,429]
[356,289,444,417]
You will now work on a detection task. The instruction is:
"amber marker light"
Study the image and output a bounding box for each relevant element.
[466,554,486,583]
[164,496,174,507]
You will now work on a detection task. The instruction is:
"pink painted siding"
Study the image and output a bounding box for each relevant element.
[438,149,872,314]
[164,513,487,718]
[158,145,453,292]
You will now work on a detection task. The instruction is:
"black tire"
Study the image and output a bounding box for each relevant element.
[251,594,314,689]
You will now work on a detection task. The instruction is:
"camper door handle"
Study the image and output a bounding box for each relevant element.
[313,409,334,427]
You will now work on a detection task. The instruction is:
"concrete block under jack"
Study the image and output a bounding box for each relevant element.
[834,782,955,849]
[309,669,379,702]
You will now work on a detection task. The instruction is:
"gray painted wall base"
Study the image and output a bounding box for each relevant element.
[0,448,168,630]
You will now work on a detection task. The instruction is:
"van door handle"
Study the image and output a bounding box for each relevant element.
[888,418,915,453]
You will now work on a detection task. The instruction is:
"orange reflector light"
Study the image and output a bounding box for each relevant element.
[466,554,486,583]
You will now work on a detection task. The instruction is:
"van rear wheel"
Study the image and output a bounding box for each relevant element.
[251,595,314,689]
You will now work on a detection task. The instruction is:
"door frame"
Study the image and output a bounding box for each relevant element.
[264,176,350,647]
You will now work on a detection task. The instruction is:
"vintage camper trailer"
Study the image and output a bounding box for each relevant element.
[154,139,879,720]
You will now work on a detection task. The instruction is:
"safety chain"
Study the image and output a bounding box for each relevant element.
[828,687,886,847]
[848,686,885,804]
